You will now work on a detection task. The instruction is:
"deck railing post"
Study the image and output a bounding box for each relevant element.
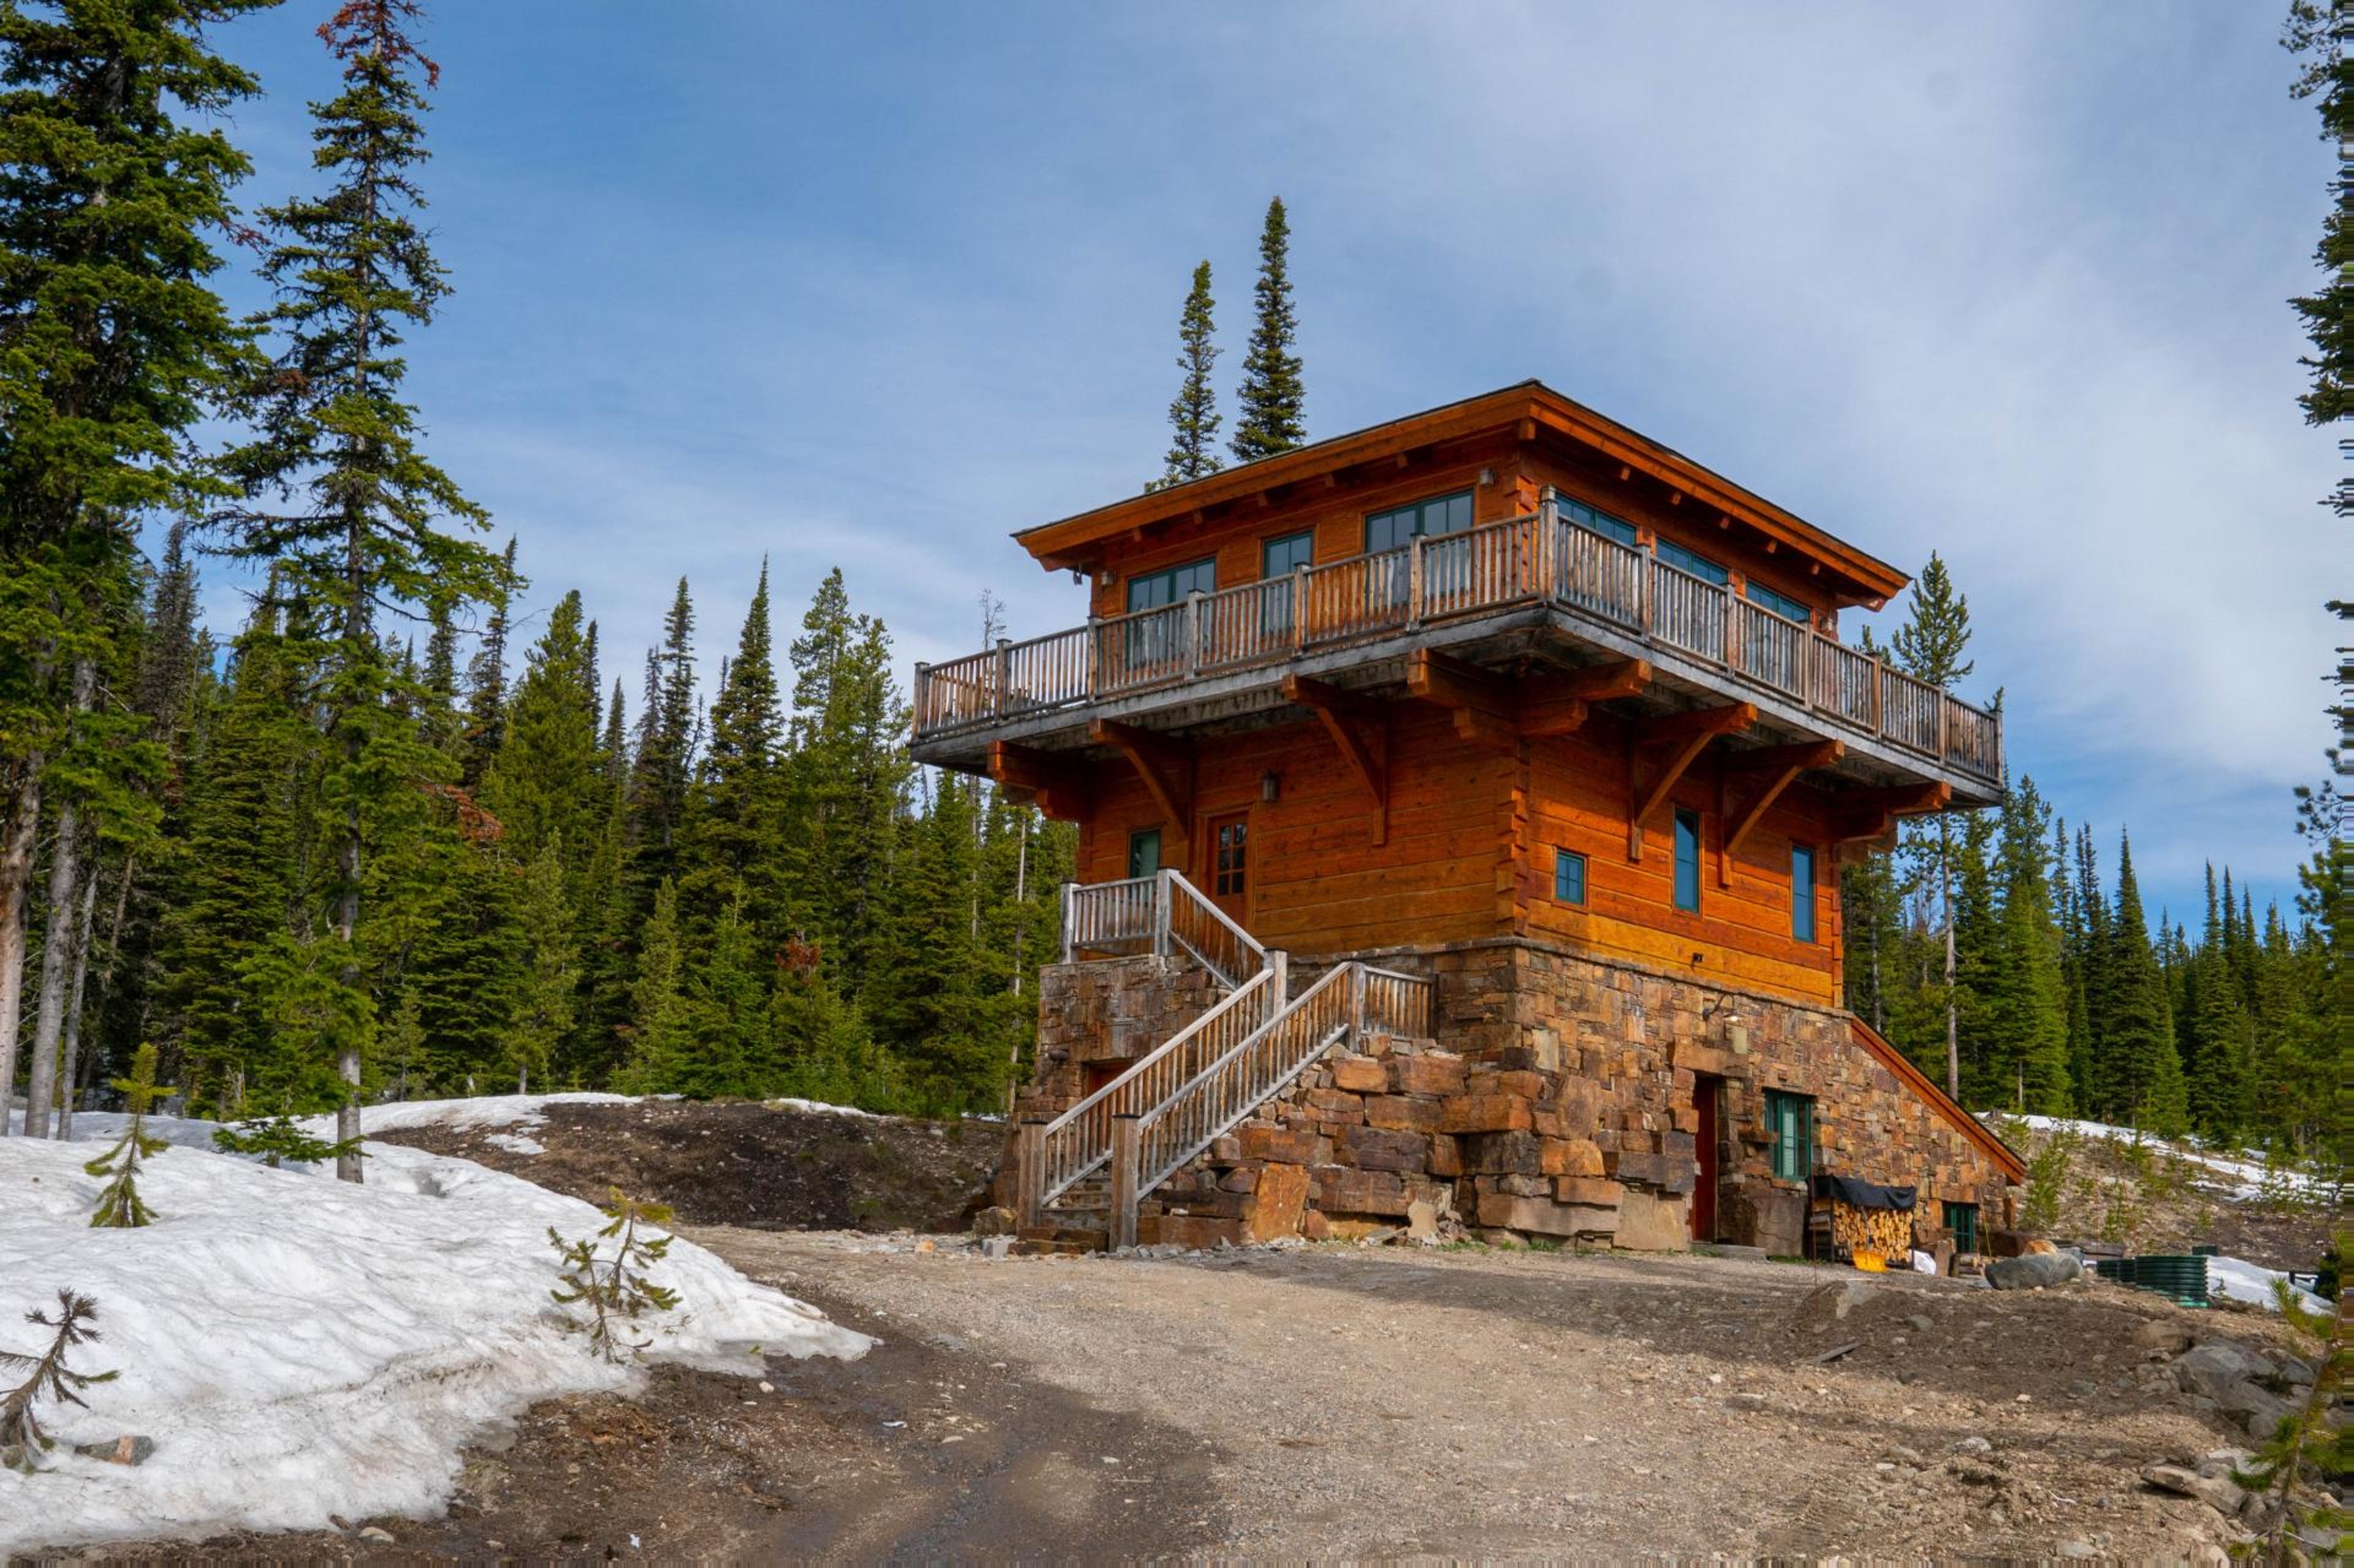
[1109,1114,1142,1251]
[1015,1120,1046,1229]
[1292,565,1309,652]
[912,661,931,730]
[1869,652,1884,737]
[1407,535,1425,628]
[992,637,1012,717]
[1537,492,1560,602]
[1152,869,1172,961]
[1084,615,1101,700]
[1269,948,1289,1008]
[1059,880,1078,965]
[1347,962,1367,1046]
[1640,555,1655,635]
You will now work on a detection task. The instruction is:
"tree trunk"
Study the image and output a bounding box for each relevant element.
[54,848,101,1136]
[1941,815,1959,1101]
[24,656,96,1139]
[335,507,367,1183]
[0,758,40,1135]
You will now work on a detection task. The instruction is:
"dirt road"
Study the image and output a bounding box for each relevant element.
[704,1230,2260,1560]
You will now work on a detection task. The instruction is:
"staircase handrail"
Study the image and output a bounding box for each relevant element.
[1156,869,1265,990]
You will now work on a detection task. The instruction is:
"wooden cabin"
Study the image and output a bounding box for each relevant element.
[913,382,2022,1255]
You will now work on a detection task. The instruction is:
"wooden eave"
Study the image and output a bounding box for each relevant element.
[1848,1018,2028,1184]
[1011,381,1910,606]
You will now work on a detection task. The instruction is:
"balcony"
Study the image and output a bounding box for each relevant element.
[912,504,2002,801]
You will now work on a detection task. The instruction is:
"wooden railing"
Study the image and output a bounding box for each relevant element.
[1102,961,1438,1247]
[1061,869,1264,991]
[915,501,2003,785]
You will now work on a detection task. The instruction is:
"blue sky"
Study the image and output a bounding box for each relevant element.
[184,2,2339,929]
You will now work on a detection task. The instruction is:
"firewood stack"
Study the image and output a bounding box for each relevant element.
[1830,1200,1913,1265]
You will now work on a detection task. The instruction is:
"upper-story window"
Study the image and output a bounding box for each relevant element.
[1558,495,1638,547]
[1791,843,1818,943]
[1654,538,1729,586]
[1126,557,1217,613]
[1745,579,1810,625]
[1365,490,1474,553]
[1673,807,1702,913]
[1262,531,1314,578]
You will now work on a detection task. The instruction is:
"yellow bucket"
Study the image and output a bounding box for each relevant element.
[1852,1252,1887,1273]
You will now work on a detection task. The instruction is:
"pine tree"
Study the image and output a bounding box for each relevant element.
[682,564,785,934]
[1975,778,2072,1114]
[2181,866,2252,1139]
[1887,553,1976,1100]
[616,878,690,1093]
[212,0,507,1179]
[0,1291,117,1472]
[83,1044,172,1228]
[1156,260,1223,487]
[482,590,602,883]
[503,835,574,1094]
[2095,831,2188,1133]
[1231,197,1305,463]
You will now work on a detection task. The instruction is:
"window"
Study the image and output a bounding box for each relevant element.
[1558,495,1638,546]
[1259,531,1314,636]
[1745,579,1810,625]
[1943,1200,1980,1255]
[1672,807,1701,913]
[1210,814,1247,898]
[1766,1089,1815,1181]
[1126,828,1162,880]
[1126,557,1217,612]
[1364,489,1474,553]
[1654,538,1729,585]
[1791,843,1817,943]
[1554,848,1587,905]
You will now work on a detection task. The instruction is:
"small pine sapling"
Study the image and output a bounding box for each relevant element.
[211,1114,363,1170]
[548,1189,684,1363]
[84,1045,173,1229]
[0,1292,119,1472]
[2230,1281,2348,1559]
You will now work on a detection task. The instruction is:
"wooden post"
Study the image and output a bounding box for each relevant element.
[1185,590,1205,677]
[1015,1121,1046,1228]
[1084,615,1101,700]
[1268,948,1289,1007]
[1110,1114,1142,1251]
[1640,555,1655,635]
[1406,535,1425,628]
[1536,492,1560,601]
[1869,652,1884,736]
[1291,565,1309,653]
[1152,869,1171,960]
[1347,963,1367,1046]
[993,637,1011,715]
[913,660,931,731]
[1059,880,1078,964]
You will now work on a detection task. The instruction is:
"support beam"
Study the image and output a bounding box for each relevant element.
[1828,780,1954,844]
[1626,702,1755,859]
[1719,740,1845,886]
[988,742,1090,821]
[1284,674,1390,845]
[1520,657,1650,739]
[1405,649,1515,752]
[1089,718,1192,827]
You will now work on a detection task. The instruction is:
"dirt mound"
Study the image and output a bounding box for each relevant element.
[367,1100,1002,1232]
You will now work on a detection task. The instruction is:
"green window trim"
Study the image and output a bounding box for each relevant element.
[1261,530,1314,579]
[1765,1089,1816,1182]
[1672,807,1701,913]
[1125,557,1217,613]
[1365,489,1474,554]
[1126,828,1162,879]
[1554,848,1587,905]
[1791,843,1818,944]
[1943,1200,1980,1255]
[1744,579,1810,624]
[1556,494,1638,547]
[1655,538,1729,587]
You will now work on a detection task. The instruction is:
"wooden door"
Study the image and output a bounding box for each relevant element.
[1205,810,1250,926]
[1691,1075,1720,1241]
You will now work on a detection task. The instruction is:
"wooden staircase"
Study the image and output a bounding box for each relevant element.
[1018,872,1435,1250]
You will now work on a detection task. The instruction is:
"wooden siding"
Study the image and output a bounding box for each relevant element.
[1070,702,1847,1007]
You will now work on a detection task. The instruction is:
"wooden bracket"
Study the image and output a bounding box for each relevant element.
[1829,780,1952,844]
[1284,674,1390,846]
[1410,650,1653,747]
[1405,649,1516,753]
[1089,718,1193,827]
[988,742,1091,821]
[1626,702,1755,859]
[1520,657,1650,739]
[1718,739,1843,886]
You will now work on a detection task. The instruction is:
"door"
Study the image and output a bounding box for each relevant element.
[1691,1075,1720,1241]
[1205,810,1249,926]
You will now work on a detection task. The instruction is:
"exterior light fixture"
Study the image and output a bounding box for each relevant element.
[1260,771,1279,803]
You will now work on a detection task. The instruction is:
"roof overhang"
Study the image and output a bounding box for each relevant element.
[1014,381,1911,607]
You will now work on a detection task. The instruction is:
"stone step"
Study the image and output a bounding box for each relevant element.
[1016,1224,1107,1255]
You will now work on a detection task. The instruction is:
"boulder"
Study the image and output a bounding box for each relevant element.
[1613,1190,1689,1252]
[2218,1379,2296,1442]
[1986,1250,2081,1290]
[970,1205,1019,1238]
[2171,1339,2274,1401]
[2143,1463,2243,1515]
[2131,1319,2194,1356]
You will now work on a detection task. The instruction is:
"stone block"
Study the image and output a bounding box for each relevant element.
[1614,1190,1689,1251]
[1607,1149,1673,1187]
[1139,1214,1244,1249]
[1427,1133,1463,1178]
[1330,1055,1387,1094]
[1363,1095,1442,1133]
[1460,1130,1544,1175]
[1333,1125,1430,1174]
[1475,1191,1619,1239]
[1496,1070,1548,1099]
[1313,1166,1412,1217]
[1304,1088,1367,1124]
[1246,1162,1311,1241]
[1553,1176,1626,1206]
[1544,1138,1606,1178]
[1221,1167,1259,1193]
[1238,1124,1323,1165]
[1440,1095,1534,1134]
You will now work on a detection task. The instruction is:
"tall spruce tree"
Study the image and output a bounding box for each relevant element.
[212,0,506,1178]
[1156,260,1222,487]
[1231,198,1305,462]
[1889,552,1975,1098]
[2093,831,2188,1132]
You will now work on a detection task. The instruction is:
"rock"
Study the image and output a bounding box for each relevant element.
[1987,1251,2081,1290]
[2131,1319,2194,1355]
[2056,1540,2098,1558]
[71,1434,154,1466]
[2171,1340,2273,1401]
[971,1205,1018,1237]
[1951,1436,1992,1455]
[2143,1463,2242,1515]
[978,1235,1013,1260]
[1406,1198,1439,1242]
[2278,1355,2316,1388]
[1905,1314,1932,1333]
[1612,1190,1689,1251]
[358,1526,396,1545]
[2195,1448,2252,1480]
[2217,1379,2295,1441]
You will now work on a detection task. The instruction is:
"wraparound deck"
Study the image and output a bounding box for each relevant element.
[912,504,2001,804]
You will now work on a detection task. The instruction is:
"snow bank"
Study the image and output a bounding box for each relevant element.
[1986,1113,2333,1202]
[2208,1255,2333,1315]
[0,1129,868,1553]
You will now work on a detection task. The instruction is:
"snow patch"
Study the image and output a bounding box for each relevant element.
[2207,1255,2332,1315]
[1983,1113,2333,1202]
[0,1127,868,1553]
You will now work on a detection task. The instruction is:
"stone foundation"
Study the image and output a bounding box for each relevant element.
[1024,938,2021,1251]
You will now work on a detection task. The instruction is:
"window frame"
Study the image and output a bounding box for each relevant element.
[1791,842,1818,944]
[1557,494,1638,547]
[1765,1089,1816,1182]
[1364,489,1476,554]
[1553,847,1588,905]
[1126,828,1162,880]
[1654,537,1729,587]
[1209,813,1248,900]
[1942,1200,1980,1255]
[1261,530,1314,579]
[1744,578,1811,625]
[1672,807,1702,913]
[1124,556,1218,614]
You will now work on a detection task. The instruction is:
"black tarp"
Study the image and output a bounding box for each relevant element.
[1812,1173,1916,1211]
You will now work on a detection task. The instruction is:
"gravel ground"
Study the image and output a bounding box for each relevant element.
[710,1229,2277,1559]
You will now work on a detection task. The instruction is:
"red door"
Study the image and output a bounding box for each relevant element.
[1205,811,1250,927]
[1691,1075,1720,1241]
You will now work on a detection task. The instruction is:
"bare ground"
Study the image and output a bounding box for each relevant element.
[57,1231,2293,1562]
